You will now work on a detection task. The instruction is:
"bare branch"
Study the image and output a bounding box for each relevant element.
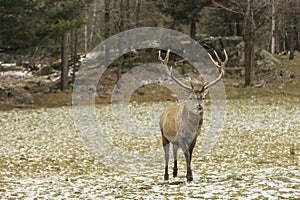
[212,0,244,14]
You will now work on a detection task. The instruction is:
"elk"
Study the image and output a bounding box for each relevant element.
[158,49,228,182]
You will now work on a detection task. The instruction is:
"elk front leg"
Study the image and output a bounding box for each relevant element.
[184,149,193,182]
[186,138,197,182]
[189,138,197,162]
[162,135,170,180]
[172,144,179,178]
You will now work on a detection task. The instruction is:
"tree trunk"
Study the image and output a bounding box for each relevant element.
[61,31,69,91]
[89,0,97,51]
[70,30,74,84]
[297,32,300,51]
[190,21,196,39]
[283,31,287,52]
[244,34,254,87]
[124,0,132,68]
[289,32,295,60]
[287,22,296,60]
[271,0,276,54]
[104,0,110,65]
[125,0,130,29]
[287,0,297,60]
[275,15,282,53]
[104,0,110,39]
[233,20,238,36]
[72,29,78,84]
[289,31,295,60]
[288,1,296,60]
[243,0,254,87]
[117,0,124,81]
[135,0,141,28]
[84,10,88,53]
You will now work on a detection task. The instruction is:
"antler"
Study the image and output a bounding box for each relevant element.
[158,49,228,93]
[158,50,193,91]
[202,49,228,91]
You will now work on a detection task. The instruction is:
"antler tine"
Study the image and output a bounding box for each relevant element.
[208,49,228,69]
[203,49,228,91]
[202,71,223,91]
[158,49,193,91]
[208,52,219,68]
[221,49,228,66]
[158,49,170,65]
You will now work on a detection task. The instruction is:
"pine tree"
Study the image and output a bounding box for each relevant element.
[1,0,93,90]
[42,0,93,91]
[0,0,41,52]
[156,0,211,39]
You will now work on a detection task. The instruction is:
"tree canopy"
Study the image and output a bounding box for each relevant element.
[1,0,300,88]
[156,0,211,38]
[0,0,41,52]
[0,0,92,53]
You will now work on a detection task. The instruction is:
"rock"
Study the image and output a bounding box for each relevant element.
[254,80,266,88]
[255,50,281,72]
[24,86,30,90]
[0,86,13,101]
[279,70,294,79]
[0,86,6,100]
[19,93,35,104]
[39,66,54,76]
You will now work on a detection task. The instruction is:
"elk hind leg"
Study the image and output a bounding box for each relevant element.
[162,135,170,180]
[172,143,179,178]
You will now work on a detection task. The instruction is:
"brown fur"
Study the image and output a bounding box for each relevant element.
[158,49,227,182]
[160,97,204,182]
[160,103,203,143]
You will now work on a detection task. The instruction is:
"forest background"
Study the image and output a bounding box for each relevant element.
[0,0,300,107]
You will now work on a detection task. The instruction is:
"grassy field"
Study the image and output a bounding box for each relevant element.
[0,96,299,199]
[0,51,299,198]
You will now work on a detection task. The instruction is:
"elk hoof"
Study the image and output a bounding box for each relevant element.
[164,174,169,181]
[187,176,193,182]
[173,171,177,178]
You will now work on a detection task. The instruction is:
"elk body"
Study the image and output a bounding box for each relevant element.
[158,49,228,182]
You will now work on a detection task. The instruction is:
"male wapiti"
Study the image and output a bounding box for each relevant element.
[158,49,228,181]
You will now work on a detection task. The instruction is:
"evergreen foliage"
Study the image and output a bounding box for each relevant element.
[44,0,92,36]
[0,0,92,52]
[156,0,211,27]
[0,0,41,52]
[1,0,300,88]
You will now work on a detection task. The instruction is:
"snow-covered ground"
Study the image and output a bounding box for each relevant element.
[0,98,299,199]
[0,68,61,92]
